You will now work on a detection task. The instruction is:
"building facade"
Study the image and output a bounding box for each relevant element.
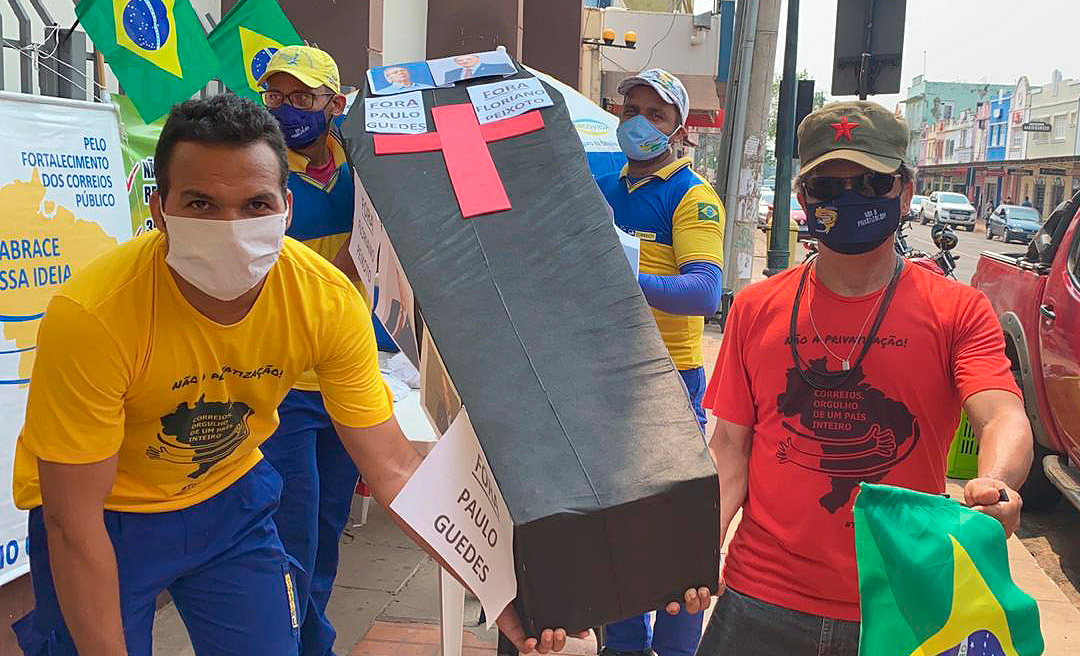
[916,71,1080,219]
[1007,77,1034,162]
[974,100,991,163]
[900,75,1013,166]
[987,90,1011,161]
[1020,70,1080,213]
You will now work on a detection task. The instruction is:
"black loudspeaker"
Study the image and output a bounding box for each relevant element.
[793,79,816,155]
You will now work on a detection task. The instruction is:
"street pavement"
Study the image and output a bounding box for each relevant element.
[901,218,1025,284]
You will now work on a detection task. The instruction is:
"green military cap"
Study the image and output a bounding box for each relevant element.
[797,100,908,175]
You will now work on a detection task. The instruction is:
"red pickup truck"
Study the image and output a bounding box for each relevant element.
[971,191,1080,512]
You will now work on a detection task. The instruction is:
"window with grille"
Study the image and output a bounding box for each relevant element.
[1054,114,1067,140]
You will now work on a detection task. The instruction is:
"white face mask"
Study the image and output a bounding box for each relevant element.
[161,207,287,301]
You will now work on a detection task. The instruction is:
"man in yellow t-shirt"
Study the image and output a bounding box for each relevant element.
[9,95,573,656]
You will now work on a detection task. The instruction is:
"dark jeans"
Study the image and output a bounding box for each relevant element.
[696,588,860,656]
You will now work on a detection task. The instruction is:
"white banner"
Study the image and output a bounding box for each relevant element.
[0,92,132,584]
[348,172,383,302]
[467,78,554,124]
[390,408,516,626]
[365,92,429,134]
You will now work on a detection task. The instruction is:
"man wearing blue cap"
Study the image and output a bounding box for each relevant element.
[595,69,725,656]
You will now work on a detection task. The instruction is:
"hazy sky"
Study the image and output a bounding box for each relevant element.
[694,0,1079,110]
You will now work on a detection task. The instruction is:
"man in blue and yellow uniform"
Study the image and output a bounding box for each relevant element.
[595,69,725,656]
[256,46,362,656]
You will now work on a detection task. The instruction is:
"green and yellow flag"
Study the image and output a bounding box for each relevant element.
[207,0,303,101]
[854,484,1043,656]
[77,0,219,122]
[115,95,165,235]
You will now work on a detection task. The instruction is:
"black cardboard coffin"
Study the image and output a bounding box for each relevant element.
[342,68,720,634]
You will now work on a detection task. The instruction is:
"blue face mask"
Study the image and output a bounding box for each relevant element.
[617,115,676,161]
[270,104,328,150]
[804,190,901,255]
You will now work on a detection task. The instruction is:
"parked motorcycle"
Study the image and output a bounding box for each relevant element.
[895,212,917,257]
[908,223,959,279]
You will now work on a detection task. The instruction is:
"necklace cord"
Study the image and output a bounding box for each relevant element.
[789,255,904,390]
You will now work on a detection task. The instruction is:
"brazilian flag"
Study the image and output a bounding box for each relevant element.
[77,0,220,122]
[207,0,303,101]
[855,484,1043,656]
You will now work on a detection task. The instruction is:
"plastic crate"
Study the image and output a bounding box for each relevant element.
[946,412,979,480]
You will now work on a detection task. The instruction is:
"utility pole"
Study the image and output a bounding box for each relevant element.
[719,0,781,293]
[765,0,800,275]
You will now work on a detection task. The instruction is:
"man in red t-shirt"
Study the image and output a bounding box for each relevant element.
[696,101,1034,655]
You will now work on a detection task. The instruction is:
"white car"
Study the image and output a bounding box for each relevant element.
[910,194,929,218]
[921,191,977,231]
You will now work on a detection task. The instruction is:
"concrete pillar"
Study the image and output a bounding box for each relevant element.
[723,0,781,292]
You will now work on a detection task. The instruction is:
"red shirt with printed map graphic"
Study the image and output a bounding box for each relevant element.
[703,260,1020,621]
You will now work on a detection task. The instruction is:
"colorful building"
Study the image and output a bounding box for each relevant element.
[1007,77,1034,162]
[900,75,1013,166]
[987,90,1011,161]
[917,71,1080,220]
[1019,70,1080,215]
[974,100,991,163]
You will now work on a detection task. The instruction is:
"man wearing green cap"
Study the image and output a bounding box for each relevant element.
[256,45,367,656]
[696,101,1034,654]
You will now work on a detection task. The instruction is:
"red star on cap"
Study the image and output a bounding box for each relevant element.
[831,116,859,142]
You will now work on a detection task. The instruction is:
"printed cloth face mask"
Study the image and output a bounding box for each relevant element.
[617,115,678,161]
[804,190,902,255]
[270,104,328,150]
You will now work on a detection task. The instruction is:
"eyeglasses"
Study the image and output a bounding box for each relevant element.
[800,172,900,201]
[260,90,334,111]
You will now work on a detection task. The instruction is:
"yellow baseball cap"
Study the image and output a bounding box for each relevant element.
[258,45,341,94]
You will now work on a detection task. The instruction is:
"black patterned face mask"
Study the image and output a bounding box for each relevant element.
[805,190,901,255]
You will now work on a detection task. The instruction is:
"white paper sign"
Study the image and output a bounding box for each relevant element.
[737,251,753,280]
[373,234,420,367]
[467,77,554,124]
[616,225,641,276]
[365,91,429,134]
[390,409,516,627]
[348,173,383,302]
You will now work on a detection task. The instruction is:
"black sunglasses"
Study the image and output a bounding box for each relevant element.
[801,172,900,201]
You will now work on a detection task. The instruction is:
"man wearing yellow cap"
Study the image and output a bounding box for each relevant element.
[255,45,364,656]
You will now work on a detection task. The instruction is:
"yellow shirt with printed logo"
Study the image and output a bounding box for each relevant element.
[12,231,393,513]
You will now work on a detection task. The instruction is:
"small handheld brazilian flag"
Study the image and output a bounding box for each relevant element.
[77,0,220,122]
[207,0,303,101]
[854,484,1043,656]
